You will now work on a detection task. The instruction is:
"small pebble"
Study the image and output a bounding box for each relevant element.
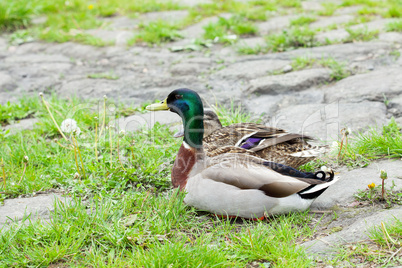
[282,65,293,73]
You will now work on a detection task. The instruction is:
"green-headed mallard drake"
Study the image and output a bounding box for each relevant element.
[147,88,337,219]
[174,109,324,169]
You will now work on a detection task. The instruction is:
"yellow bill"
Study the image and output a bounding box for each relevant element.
[146,98,169,111]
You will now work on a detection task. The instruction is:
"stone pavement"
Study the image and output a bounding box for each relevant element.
[1,0,402,259]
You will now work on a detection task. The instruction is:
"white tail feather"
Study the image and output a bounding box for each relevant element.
[301,176,340,194]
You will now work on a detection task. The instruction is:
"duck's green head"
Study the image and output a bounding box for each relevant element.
[146,88,204,148]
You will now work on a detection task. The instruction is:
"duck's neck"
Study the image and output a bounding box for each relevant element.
[171,141,204,189]
[172,107,205,189]
[181,108,204,149]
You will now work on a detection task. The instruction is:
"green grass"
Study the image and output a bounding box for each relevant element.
[277,0,302,8]
[237,43,265,55]
[0,97,40,126]
[290,55,351,81]
[0,0,183,45]
[370,218,402,247]
[0,0,37,31]
[336,118,402,167]
[0,191,315,267]
[212,101,262,126]
[8,29,34,45]
[87,72,119,80]
[386,19,402,31]
[343,26,379,42]
[0,95,319,267]
[203,15,257,44]
[0,95,173,199]
[1,95,402,267]
[319,57,351,81]
[317,2,339,16]
[331,219,402,267]
[290,16,317,26]
[387,3,402,18]
[340,0,402,18]
[0,0,279,47]
[357,6,383,16]
[341,0,383,8]
[265,27,318,52]
[291,55,317,70]
[129,20,183,46]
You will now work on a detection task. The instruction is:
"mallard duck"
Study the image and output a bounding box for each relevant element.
[147,88,337,219]
[174,109,324,169]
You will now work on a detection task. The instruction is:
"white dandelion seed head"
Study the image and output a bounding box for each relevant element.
[60,119,80,135]
[24,155,29,162]
[73,127,81,136]
[39,92,43,97]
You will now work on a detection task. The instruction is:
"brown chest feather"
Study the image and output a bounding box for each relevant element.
[171,144,196,189]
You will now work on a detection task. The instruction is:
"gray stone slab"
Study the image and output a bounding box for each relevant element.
[0,37,7,52]
[349,18,395,32]
[100,16,139,30]
[379,32,402,43]
[216,59,289,80]
[112,111,181,133]
[257,15,296,35]
[248,68,332,94]
[273,101,387,140]
[236,37,266,50]
[302,206,402,255]
[0,72,15,91]
[85,29,134,46]
[180,0,212,7]
[312,160,402,209]
[139,10,189,24]
[310,15,354,29]
[44,42,106,60]
[324,68,402,103]
[245,89,324,116]
[3,118,39,134]
[301,1,323,11]
[335,6,361,15]
[57,78,125,99]
[284,42,392,62]
[395,117,402,126]
[179,15,229,40]
[170,63,202,76]
[0,193,72,231]
[4,54,70,64]
[389,95,402,117]
[316,28,349,43]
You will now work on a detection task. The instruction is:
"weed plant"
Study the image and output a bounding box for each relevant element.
[344,27,379,42]
[265,27,318,52]
[203,15,257,44]
[336,118,402,167]
[290,55,351,81]
[386,19,402,32]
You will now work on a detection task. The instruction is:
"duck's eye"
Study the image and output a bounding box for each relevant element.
[175,95,183,100]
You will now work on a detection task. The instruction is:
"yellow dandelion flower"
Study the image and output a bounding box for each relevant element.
[368,183,376,189]
[88,4,94,10]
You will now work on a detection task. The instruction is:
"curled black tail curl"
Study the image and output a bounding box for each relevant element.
[314,170,334,182]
